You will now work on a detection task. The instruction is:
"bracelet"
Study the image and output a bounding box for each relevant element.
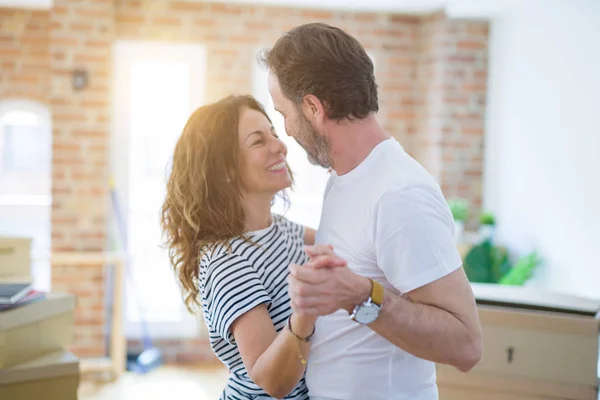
[287,316,315,366]
[287,315,315,342]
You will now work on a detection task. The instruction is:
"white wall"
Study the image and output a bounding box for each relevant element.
[484,0,600,299]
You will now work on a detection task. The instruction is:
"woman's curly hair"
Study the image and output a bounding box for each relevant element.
[160,95,291,312]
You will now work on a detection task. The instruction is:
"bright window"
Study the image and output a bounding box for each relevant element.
[112,41,207,338]
[0,100,52,291]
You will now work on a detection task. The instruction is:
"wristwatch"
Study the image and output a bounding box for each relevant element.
[350,278,384,325]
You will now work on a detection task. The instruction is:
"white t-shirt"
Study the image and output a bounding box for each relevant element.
[306,138,462,400]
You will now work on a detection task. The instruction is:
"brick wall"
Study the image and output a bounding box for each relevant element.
[115,1,421,145]
[0,1,488,364]
[49,0,115,359]
[416,12,489,223]
[0,9,49,103]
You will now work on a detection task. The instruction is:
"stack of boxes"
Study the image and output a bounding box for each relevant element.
[0,236,79,400]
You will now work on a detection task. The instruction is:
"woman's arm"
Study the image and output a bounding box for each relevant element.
[231,307,314,398]
[304,227,316,245]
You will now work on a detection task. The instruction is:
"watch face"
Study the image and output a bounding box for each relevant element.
[355,303,380,324]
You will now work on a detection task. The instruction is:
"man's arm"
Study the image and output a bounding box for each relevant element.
[288,247,482,372]
[303,226,316,245]
[370,267,482,372]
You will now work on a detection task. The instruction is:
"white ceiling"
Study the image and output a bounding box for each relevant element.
[0,0,517,17]
[202,0,454,13]
[0,0,51,9]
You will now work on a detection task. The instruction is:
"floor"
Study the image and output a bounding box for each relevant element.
[77,364,600,400]
[79,364,230,400]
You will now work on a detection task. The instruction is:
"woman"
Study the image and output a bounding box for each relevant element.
[161,95,321,399]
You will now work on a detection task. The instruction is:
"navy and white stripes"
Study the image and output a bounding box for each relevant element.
[199,214,310,400]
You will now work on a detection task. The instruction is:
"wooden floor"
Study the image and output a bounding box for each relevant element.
[79,364,230,400]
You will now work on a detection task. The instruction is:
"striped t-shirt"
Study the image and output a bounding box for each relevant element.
[199,214,310,400]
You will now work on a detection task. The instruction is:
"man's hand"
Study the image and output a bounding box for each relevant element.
[288,245,371,316]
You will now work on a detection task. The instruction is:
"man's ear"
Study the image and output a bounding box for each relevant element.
[301,94,326,124]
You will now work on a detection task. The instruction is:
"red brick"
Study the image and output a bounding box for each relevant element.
[388,111,415,120]
[52,276,88,287]
[390,15,420,25]
[0,9,16,17]
[463,83,486,92]
[70,23,93,33]
[20,35,48,46]
[11,75,40,84]
[355,13,378,23]
[1,61,16,69]
[382,43,412,52]
[74,316,105,326]
[464,169,482,177]
[71,346,105,358]
[0,34,15,44]
[75,332,105,342]
[89,111,107,122]
[81,99,109,107]
[462,128,484,135]
[192,17,217,29]
[74,53,108,64]
[115,15,145,24]
[52,52,66,61]
[153,16,181,26]
[51,185,73,195]
[389,56,414,65]
[245,21,271,31]
[300,9,333,20]
[446,54,475,63]
[0,48,21,57]
[456,40,487,51]
[75,8,112,19]
[228,34,258,44]
[119,0,142,6]
[52,113,88,122]
[85,39,110,48]
[52,6,68,16]
[209,3,242,15]
[170,1,208,12]
[466,24,489,37]
[48,20,63,30]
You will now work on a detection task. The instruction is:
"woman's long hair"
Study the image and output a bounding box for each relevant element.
[160,95,291,313]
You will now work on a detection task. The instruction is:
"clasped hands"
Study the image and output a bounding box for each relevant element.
[287,244,371,318]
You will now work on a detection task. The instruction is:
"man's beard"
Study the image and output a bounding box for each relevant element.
[297,115,331,169]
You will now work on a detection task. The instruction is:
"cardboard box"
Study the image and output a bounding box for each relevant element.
[0,350,79,400]
[437,284,600,400]
[0,293,75,369]
[0,237,32,279]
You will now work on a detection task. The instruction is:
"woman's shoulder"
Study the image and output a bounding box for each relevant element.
[200,240,250,266]
[198,245,257,291]
[272,213,304,236]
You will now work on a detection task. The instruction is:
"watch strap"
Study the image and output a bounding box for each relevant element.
[370,278,384,307]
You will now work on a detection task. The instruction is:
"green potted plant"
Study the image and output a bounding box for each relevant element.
[479,210,496,240]
[447,197,469,242]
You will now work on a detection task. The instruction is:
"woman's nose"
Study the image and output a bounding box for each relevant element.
[271,137,287,156]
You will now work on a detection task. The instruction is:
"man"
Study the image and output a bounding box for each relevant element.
[261,23,482,400]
